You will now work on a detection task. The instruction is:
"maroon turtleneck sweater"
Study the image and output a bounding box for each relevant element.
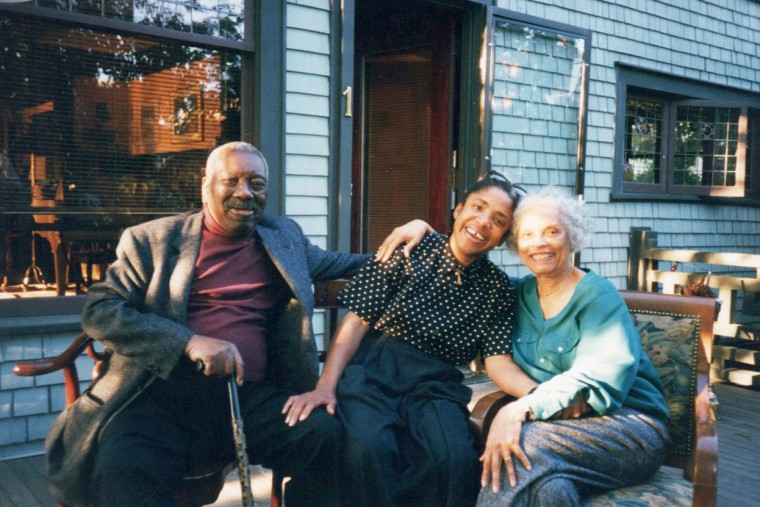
[186,207,290,382]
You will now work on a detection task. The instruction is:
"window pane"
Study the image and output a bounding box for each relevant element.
[0,15,242,288]
[489,22,586,186]
[33,0,245,41]
[673,105,741,188]
[624,98,663,184]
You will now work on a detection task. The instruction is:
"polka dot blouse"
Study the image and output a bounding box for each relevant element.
[338,232,517,366]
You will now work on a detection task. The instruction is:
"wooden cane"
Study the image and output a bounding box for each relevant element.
[227,376,255,507]
[197,360,255,507]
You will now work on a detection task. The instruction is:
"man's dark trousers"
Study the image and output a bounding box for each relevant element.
[92,359,340,507]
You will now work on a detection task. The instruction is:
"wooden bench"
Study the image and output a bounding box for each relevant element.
[15,282,720,507]
[13,334,235,507]
[318,280,720,506]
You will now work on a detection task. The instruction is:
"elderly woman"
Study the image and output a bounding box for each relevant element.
[381,186,669,506]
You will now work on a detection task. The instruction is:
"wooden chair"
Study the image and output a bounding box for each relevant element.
[13,333,234,507]
[469,291,720,507]
[13,281,348,507]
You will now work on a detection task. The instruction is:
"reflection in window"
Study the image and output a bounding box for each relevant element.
[35,0,246,40]
[489,21,587,188]
[624,98,663,184]
[173,92,201,136]
[674,106,741,188]
[0,14,242,288]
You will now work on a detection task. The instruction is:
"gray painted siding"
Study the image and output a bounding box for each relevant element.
[285,0,333,348]
[282,0,760,338]
[0,321,84,457]
[495,0,760,287]
[285,0,332,249]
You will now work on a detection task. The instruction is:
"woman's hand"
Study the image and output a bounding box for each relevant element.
[480,400,532,492]
[375,220,433,262]
[554,391,592,419]
[282,386,336,426]
[281,311,368,427]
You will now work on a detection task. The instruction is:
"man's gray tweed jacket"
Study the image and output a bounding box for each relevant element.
[45,210,369,506]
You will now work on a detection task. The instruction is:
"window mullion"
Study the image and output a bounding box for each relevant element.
[663,101,676,195]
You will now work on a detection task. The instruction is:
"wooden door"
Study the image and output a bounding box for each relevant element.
[352,1,459,252]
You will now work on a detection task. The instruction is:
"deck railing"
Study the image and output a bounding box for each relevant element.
[627,227,760,341]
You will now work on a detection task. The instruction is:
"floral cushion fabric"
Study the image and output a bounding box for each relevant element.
[632,311,698,457]
[590,465,691,507]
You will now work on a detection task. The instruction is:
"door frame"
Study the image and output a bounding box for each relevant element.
[346,0,485,252]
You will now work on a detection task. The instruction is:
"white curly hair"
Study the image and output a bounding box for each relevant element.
[505,186,594,252]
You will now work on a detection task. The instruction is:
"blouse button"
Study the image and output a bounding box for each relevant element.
[539,358,545,363]
[557,346,564,352]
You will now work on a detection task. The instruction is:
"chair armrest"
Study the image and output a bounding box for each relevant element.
[13,332,103,406]
[13,332,93,377]
[468,390,516,441]
[691,382,718,507]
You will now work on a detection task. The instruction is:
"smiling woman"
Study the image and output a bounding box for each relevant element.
[282,173,524,507]
[507,186,593,317]
[477,186,669,507]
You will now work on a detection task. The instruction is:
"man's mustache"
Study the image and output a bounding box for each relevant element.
[224,198,261,216]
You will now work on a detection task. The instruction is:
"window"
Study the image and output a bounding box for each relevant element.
[0,13,245,292]
[484,14,591,195]
[615,66,760,201]
[623,96,747,197]
[32,0,245,41]
[0,15,242,214]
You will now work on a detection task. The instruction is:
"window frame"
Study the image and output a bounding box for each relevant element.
[481,7,592,195]
[0,0,254,52]
[614,64,760,204]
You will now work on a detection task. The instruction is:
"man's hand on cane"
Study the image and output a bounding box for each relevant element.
[185,334,245,386]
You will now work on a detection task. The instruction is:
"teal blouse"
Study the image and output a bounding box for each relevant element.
[513,271,669,422]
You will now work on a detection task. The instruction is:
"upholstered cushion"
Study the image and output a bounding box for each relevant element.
[630,310,699,458]
[590,465,691,507]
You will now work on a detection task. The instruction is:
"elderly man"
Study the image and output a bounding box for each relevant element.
[45,142,370,507]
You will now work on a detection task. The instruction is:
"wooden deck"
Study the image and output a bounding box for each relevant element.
[1,382,758,507]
